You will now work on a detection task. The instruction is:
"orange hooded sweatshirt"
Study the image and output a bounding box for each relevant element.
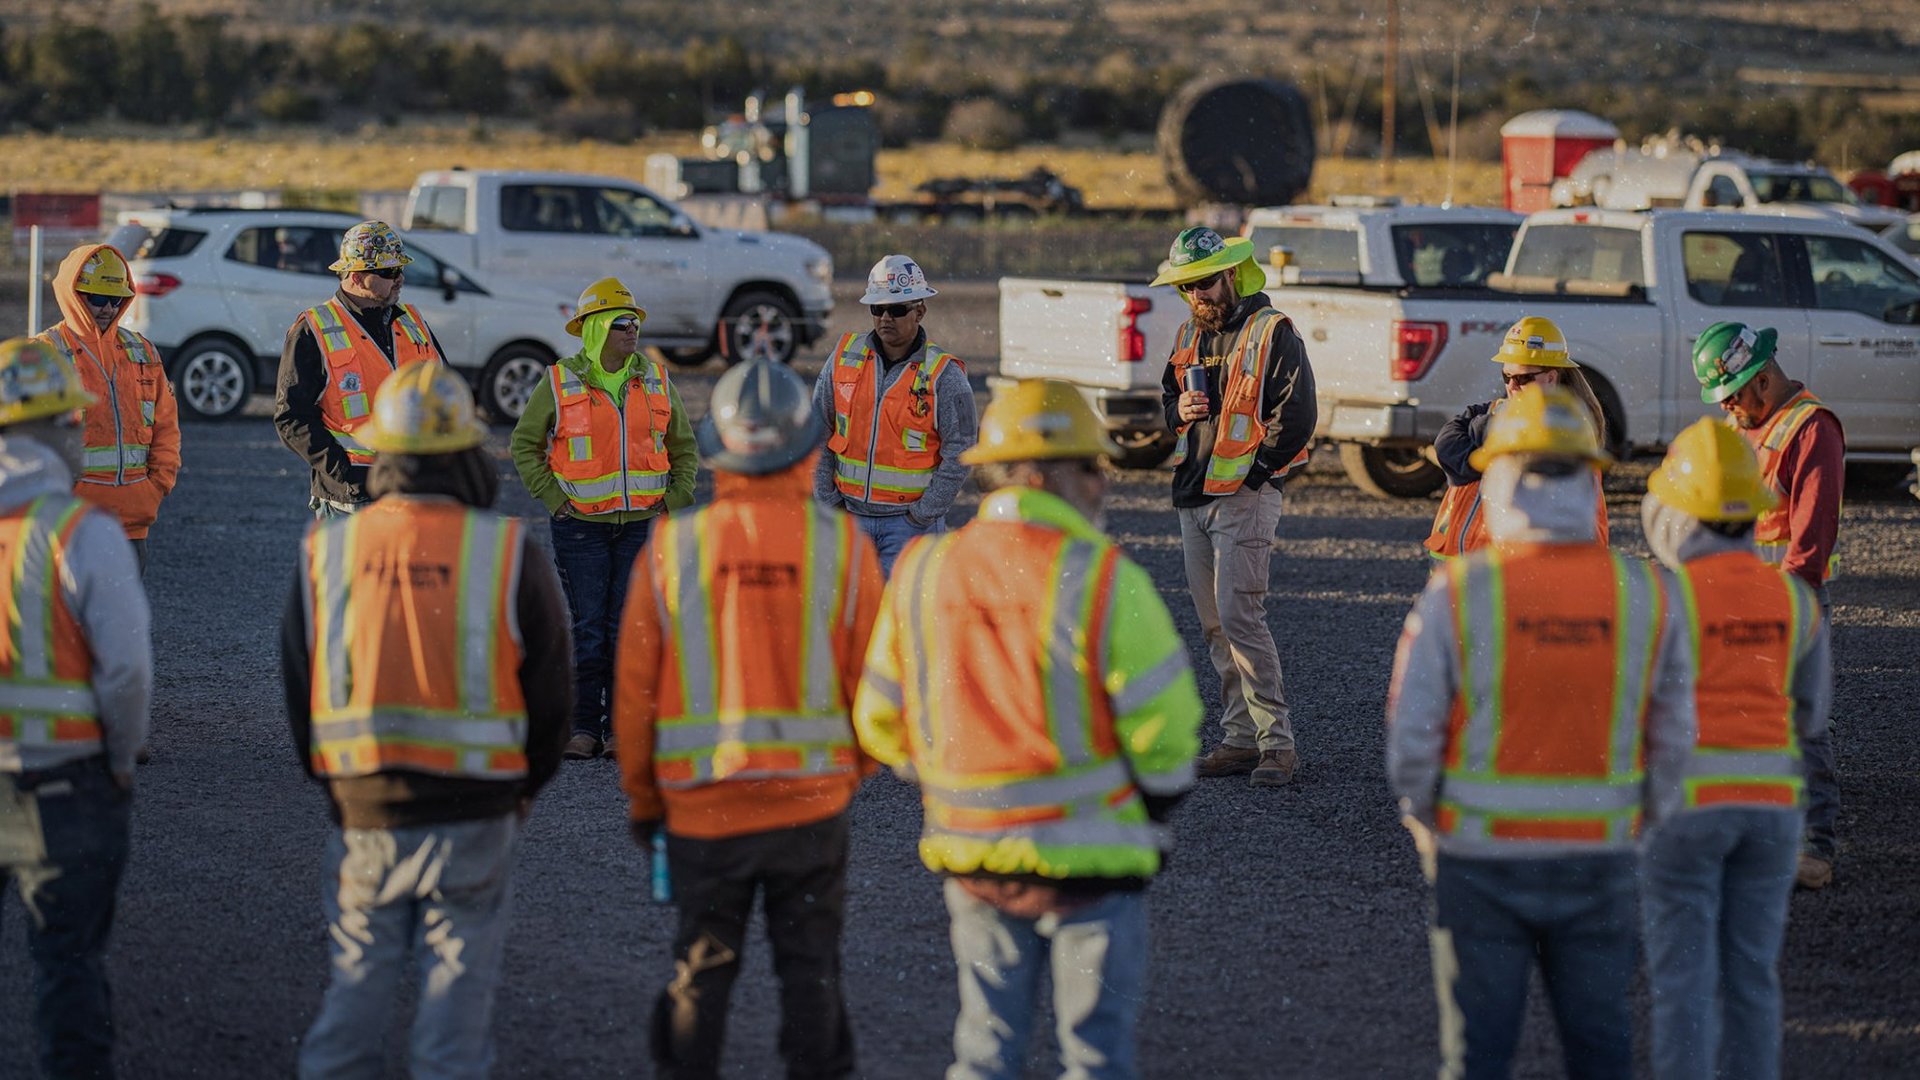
[38,244,182,539]
[615,453,882,840]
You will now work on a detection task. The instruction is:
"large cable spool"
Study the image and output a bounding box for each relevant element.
[1157,77,1316,206]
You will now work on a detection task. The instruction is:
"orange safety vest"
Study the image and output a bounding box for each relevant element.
[1750,388,1841,581]
[39,325,168,487]
[1424,398,1610,558]
[825,333,962,504]
[647,502,864,789]
[1167,308,1310,495]
[1672,552,1815,809]
[303,499,529,780]
[885,511,1165,879]
[544,358,676,516]
[299,298,442,465]
[1437,544,1667,845]
[0,498,102,757]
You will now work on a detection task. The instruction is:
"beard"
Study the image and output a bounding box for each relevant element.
[1190,295,1232,332]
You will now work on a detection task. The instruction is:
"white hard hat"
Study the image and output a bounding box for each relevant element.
[859,254,938,305]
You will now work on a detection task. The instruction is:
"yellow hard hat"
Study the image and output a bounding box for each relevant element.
[0,337,96,427]
[962,378,1120,465]
[566,277,647,337]
[1491,315,1577,369]
[73,246,135,298]
[329,220,412,274]
[359,361,486,455]
[1468,383,1610,472]
[1647,417,1778,522]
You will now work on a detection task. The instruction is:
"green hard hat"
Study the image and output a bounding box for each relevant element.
[1151,226,1255,288]
[1692,321,1777,404]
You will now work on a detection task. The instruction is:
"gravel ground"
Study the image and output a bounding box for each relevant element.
[0,283,1915,1078]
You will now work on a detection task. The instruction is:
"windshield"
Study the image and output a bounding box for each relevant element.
[1750,172,1854,205]
[1390,223,1517,287]
[1509,225,1646,286]
[1245,226,1361,273]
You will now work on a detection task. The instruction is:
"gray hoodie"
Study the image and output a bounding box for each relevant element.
[0,436,151,777]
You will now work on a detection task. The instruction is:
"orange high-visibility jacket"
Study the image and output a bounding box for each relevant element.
[1752,388,1841,581]
[1425,477,1610,557]
[0,497,103,757]
[1167,308,1310,495]
[297,298,442,466]
[302,498,529,780]
[1437,544,1669,845]
[544,359,676,516]
[615,461,882,840]
[1672,551,1820,809]
[825,333,962,505]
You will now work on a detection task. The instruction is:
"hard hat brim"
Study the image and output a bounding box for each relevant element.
[1468,444,1612,473]
[76,283,135,300]
[1698,362,1763,404]
[858,284,937,305]
[959,431,1122,466]
[565,305,647,338]
[329,253,415,274]
[359,419,487,455]
[1150,237,1255,288]
[695,411,825,476]
[1490,351,1578,369]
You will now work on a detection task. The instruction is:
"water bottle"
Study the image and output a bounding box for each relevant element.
[650,830,672,904]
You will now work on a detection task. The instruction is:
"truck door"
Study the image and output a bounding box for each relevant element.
[590,185,709,340]
[1669,229,1811,435]
[1793,232,1920,452]
[494,184,702,340]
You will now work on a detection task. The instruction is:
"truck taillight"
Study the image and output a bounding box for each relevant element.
[1390,320,1448,382]
[134,273,182,297]
[1119,296,1151,362]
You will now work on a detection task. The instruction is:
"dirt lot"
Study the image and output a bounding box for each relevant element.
[0,284,1916,1078]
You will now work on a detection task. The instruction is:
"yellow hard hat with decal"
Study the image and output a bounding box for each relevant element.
[73,246,135,298]
[360,361,486,454]
[1647,417,1777,522]
[963,378,1120,465]
[0,337,97,427]
[566,277,647,337]
[329,221,413,274]
[1469,383,1610,472]
[1491,315,1577,369]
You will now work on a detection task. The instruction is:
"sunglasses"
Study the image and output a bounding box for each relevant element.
[1502,371,1541,388]
[870,303,919,319]
[1177,270,1228,295]
[368,267,404,280]
[81,293,125,310]
[608,316,640,332]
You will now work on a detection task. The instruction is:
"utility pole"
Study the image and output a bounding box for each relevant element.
[1381,0,1399,184]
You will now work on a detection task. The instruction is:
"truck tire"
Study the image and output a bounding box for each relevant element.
[720,290,801,366]
[1111,431,1178,471]
[1158,77,1316,207]
[661,344,717,368]
[477,342,554,423]
[169,335,253,421]
[1340,442,1445,499]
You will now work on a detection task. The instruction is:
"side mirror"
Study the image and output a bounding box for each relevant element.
[670,213,698,238]
[439,265,460,302]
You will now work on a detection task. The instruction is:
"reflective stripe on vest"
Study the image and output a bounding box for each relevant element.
[301,299,442,465]
[652,509,858,788]
[826,333,957,505]
[0,498,102,752]
[545,362,674,515]
[1438,547,1662,844]
[1752,390,1841,581]
[1166,309,1307,493]
[1673,554,1809,809]
[306,505,529,780]
[45,326,164,485]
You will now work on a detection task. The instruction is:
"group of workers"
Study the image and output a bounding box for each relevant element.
[0,215,1850,1080]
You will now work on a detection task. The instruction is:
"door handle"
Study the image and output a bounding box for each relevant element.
[1817,335,1854,346]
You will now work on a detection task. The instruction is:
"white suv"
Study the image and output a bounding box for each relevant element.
[107,208,577,421]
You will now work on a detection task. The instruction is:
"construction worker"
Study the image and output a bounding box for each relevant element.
[36,244,181,574]
[275,221,447,518]
[1638,419,1830,1080]
[811,253,978,578]
[1427,316,1611,557]
[614,360,881,1080]
[283,362,572,1079]
[511,277,697,761]
[853,379,1202,1080]
[1154,226,1317,787]
[1386,384,1695,1080]
[0,337,151,1079]
[1691,321,1844,890]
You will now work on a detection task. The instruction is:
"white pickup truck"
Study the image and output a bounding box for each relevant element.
[1001,207,1920,495]
[402,169,835,366]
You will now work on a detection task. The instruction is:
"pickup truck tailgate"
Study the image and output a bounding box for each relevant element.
[998,278,1182,391]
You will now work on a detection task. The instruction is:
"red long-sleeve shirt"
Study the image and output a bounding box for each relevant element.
[1755,407,1845,590]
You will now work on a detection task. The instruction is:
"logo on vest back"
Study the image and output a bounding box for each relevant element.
[1513,616,1612,646]
[1705,620,1787,647]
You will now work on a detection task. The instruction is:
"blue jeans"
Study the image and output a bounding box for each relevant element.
[1801,593,1839,861]
[549,513,653,737]
[1430,852,1638,1080]
[300,815,521,1080]
[1642,808,1801,1080]
[3,760,131,1080]
[943,880,1147,1080]
[853,510,941,580]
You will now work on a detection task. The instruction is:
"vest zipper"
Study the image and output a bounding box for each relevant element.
[70,331,126,484]
[610,381,632,512]
[862,355,884,502]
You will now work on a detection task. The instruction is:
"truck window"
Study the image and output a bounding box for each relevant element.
[1390,223,1517,287]
[1703,175,1742,208]
[1804,235,1920,324]
[411,186,468,232]
[1750,173,1853,205]
[1683,232,1788,307]
[226,226,336,275]
[1243,226,1360,272]
[501,185,594,233]
[594,187,679,237]
[125,226,206,260]
[1509,226,1645,286]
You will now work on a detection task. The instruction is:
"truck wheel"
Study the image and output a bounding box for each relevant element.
[661,344,717,368]
[1340,443,1444,499]
[1111,431,1177,470]
[477,343,554,423]
[720,291,800,366]
[169,336,253,421]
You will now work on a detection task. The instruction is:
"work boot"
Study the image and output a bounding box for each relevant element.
[601,734,617,761]
[1795,852,1834,890]
[563,733,602,761]
[1195,744,1259,777]
[1250,749,1298,787]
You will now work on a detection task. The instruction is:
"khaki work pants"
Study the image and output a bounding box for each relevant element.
[1177,483,1293,752]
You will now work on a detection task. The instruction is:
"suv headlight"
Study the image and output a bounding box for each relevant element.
[806,256,833,288]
